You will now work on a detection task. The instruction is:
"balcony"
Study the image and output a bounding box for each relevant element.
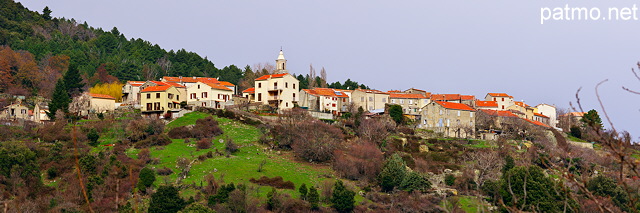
[268,86,283,91]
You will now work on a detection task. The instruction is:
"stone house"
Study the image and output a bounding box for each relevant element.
[419,101,476,138]
[299,88,349,114]
[351,89,390,112]
[389,93,430,119]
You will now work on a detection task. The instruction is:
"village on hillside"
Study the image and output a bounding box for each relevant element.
[1,50,586,142]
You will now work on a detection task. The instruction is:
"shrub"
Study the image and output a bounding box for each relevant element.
[208,183,235,205]
[570,126,582,139]
[46,167,58,179]
[137,167,156,191]
[388,104,404,125]
[378,153,407,192]
[148,185,186,213]
[249,176,295,189]
[308,186,320,210]
[168,126,191,139]
[134,134,171,148]
[126,118,165,143]
[196,138,212,150]
[331,180,355,213]
[445,174,456,186]
[156,167,173,176]
[401,171,431,192]
[587,175,630,211]
[299,183,308,200]
[87,128,100,146]
[291,120,343,162]
[225,138,238,154]
[192,117,223,139]
[333,140,384,181]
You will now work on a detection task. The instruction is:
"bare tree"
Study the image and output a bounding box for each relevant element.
[141,64,159,81]
[252,62,276,76]
[156,56,172,76]
[308,64,317,88]
[465,150,503,192]
[320,67,328,88]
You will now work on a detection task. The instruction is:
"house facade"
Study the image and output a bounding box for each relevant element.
[1,102,29,120]
[535,104,557,127]
[419,101,476,138]
[299,88,349,114]
[88,93,116,113]
[475,100,499,110]
[140,85,182,117]
[485,93,514,110]
[254,73,299,110]
[186,81,233,109]
[351,89,389,111]
[121,81,145,106]
[389,93,429,118]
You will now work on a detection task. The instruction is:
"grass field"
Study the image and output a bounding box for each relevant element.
[149,112,335,199]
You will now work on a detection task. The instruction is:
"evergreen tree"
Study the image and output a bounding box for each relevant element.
[400,171,431,192]
[587,175,630,211]
[42,6,52,20]
[502,155,515,175]
[331,180,355,213]
[137,167,156,191]
[581,109,603,130]
[63,64,85,96]
[308,186,320,210]
[148,185,186,213]
[500,166,577,212]
[299,183,308,200]
[388,104,404,125]
[87,128,100,146]
[47,79,70,120]
[266,187,280,211]
[378,153,407,192]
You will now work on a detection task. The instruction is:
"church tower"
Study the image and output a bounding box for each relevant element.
[276,49,287,73]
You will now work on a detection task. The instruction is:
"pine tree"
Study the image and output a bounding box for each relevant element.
[63,64,85,97]
[47,79,70,120]
[42,6,52,20]
[378,153,407,192]
[308,186,320,210]
[331,180,355,213]
[299,183,308,200]
[148,185,186,213]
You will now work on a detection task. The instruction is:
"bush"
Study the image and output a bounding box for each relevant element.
[87,128,100,146]
[137,167,156,191]
[308,186,320,210]
[134,134,171,148]
[46,167,58,179]
[378,154,407,192]
[400,171,431,192]
[291,120,343,162]
[126,118,165,143]
[225,138,238,154]
[196,138,212,150]
[156,167,173,176]
[333,140,384,181]
[445,174,456,186]
[570,126,582,139]
[587,175,630,211]
[192,117,223,139]
[249,176,295,189]
[331,180,355,213]
[168,126,191,139]
[149,185,186,213]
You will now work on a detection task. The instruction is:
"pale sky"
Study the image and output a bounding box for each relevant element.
[17,0,640,140]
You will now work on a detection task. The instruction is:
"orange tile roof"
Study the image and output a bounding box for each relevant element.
[435,101,475,111]
[127,81,145,86]
[487,93,512,97]
[389,93,428,99]
[476,100,498,107]
[533,112,549,118]
[149,81,186,88]
[88,93,115,99]
[525,119,550,128]
[255,73,288,81]
[355,89,389,94]
[461,95,475,100]
[387,90,402,93]
[242,87,255,94]
[514,101,530,108]
[204,82,233,91]
[141,85,172,92]
[405,88,427,92]
[431,94,461,101]
[163,76,222,84]
[303,88,349,98]
[480,109,519,118]
[563,112,585,117]
[217,81,235,86]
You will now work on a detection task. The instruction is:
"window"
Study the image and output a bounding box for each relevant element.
[146,103,152,110]
[156,93,160,98]
[439,110,443,115]
[470,112,474,117]
[361,97,364,102]
[502,105,505,109]
[293,84,296,89]
[202,92,207,98]
[409,100,413,104]
[391,99,396,103]
[168,103,172,108]
[147,94,151,99]
[502,98,505,101]
[332,103,336,107]
[176,95,179,100]
[438,118,443,127]
[293,93,296,100]
[446,119,450,127]
[493,97,496,101]
[285,82,288,88]
[274,82,278,88]
[400,100,404,104]
[258,83,262,88]
[369,97,373,101]
[202,102,206,106]
[258,93,262,101]
[154,102,160,110]
[168,93,174,99]
[190,93,196,99]
[286,102,289,107]
[198,84,200,89]
[457,111,460,116]
[218,94,221,99]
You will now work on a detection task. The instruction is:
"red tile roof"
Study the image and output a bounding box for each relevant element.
[242,87,255,94]
[525,119,550,128]
[303,88,349,98]
[149,81,186,88]
[562,112,585,117]
[204,82,232,91]
[475,100,498,107]
[141,85,172,92]
[514,101,530,108]
[389,93,428,99]
[88,93,115,99]
[461,95,475,100]
[533,112,549,118]
[255,73,288,81]
[127,81,145,86]
[487,93,512,97]
[480,109,519,118]
[218,81,235,86]
[387,90,402,93]
[435,101,475,111]
[162,76,222,84]
[431,94,461,101]
[355,89,389,94]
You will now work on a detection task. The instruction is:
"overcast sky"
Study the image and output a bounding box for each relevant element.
[17,0,640,140]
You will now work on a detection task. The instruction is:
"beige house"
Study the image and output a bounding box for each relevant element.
[1,102,29,120]
[186,81,233,109]
[140,85,182,117]
[475,100,499,110]
[535,103,557,127]
[351,89,390,111]
[299,88,350,114]
[253,50,299,110]
[122,81,145,106]
[403,88,430,96]
[533,112,551,126]
[430,94,475,106]
[389,93,430,118]
[506,101,534,120]
[242,87,255,101]
[419,101,476,138]
[141,81,187,103]
[88,93,116,113]
[485,93,514,110]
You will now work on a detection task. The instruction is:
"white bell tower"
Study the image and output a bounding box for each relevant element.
[276,49,287,73]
